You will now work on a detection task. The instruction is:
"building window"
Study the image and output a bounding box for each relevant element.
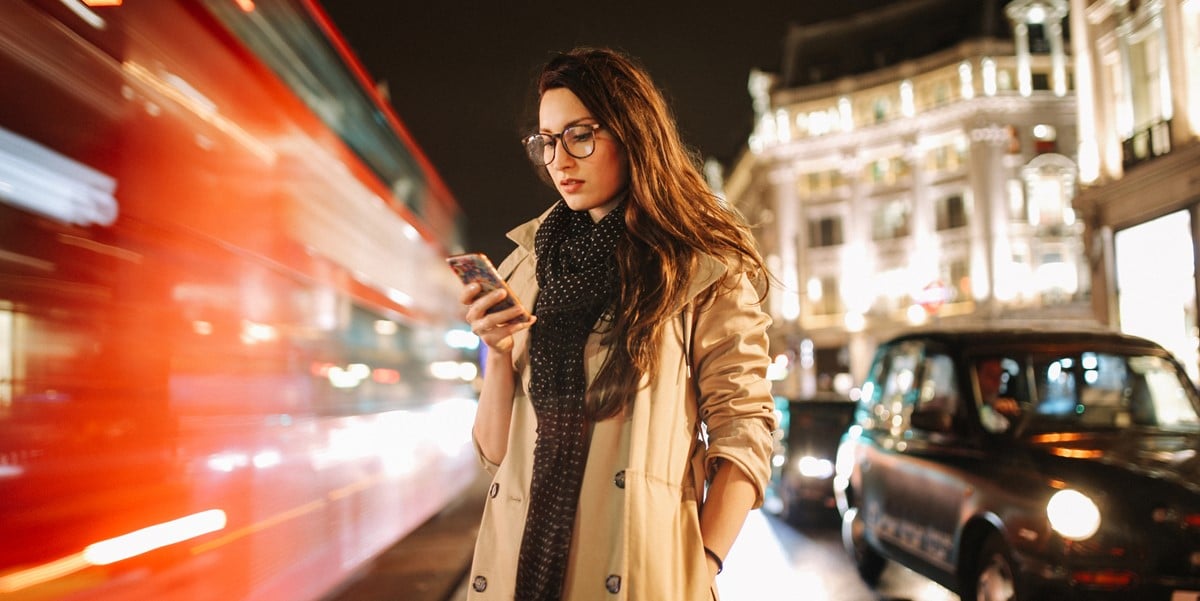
[948,258,970,300]
[936,195,967,230]
[808,216,843,247]
[1020,153,1077,229]
[926,143,964,173]
[807,275,843,316]
[872,200,911,240]
[1033,124,1057,154]
[1184,1,1200,131]
[798,169,844,196]
[866,156,911,186]
[1028,23,1051,54]
[1130,25,1166,132]
[873,97,889,123]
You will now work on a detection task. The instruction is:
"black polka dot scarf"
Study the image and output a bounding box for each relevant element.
[515,198,625,600]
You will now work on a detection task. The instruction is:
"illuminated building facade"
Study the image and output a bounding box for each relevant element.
[725,0,1090,397]
[1070,0,1200,382]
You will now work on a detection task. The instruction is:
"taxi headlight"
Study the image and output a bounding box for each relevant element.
[1047,489,1101,540]
[796,456,835,479]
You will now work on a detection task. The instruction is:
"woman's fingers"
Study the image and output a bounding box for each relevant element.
[463,288,534,352]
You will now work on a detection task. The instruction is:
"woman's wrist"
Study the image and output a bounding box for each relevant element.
[703,546,724,574]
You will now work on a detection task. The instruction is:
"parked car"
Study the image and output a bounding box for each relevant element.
[771,395,856,525]
[834,323,1200,601]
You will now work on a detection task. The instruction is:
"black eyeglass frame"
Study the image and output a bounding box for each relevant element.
[521,123,603,166]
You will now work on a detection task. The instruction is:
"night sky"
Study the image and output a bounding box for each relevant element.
[321,2,893,260]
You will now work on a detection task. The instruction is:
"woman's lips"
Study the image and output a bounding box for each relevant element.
[559,178,583,194]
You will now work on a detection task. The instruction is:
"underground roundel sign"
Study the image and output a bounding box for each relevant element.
[918,280,948,314]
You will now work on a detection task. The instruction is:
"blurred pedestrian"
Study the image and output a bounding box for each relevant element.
[457,47,777,600]
[976,357,1021,432]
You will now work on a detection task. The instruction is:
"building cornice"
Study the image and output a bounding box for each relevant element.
[773,39,1016,107]
[759,94,1076,162]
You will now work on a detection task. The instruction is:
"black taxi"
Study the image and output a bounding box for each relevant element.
[833,323,1200,601]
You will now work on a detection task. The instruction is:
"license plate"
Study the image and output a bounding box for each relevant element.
[1171,591,1200,601]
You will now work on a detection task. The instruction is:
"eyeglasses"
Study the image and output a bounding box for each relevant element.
[521,123,602,166]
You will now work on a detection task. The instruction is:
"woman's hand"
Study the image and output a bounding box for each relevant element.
[461,282,534,354]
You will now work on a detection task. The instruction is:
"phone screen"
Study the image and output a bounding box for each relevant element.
[446,253,530,322]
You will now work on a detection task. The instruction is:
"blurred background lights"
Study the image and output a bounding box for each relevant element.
[430,361,477,382]
[83,510,227,566]
[767,354,789,381]
[374,320,398,336]
[444,328,479,350]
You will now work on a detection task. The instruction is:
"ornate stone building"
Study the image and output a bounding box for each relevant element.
[1070,0,1200,382]
[725,0,1089,397]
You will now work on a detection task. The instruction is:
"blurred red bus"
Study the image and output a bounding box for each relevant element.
[0,1,479,599]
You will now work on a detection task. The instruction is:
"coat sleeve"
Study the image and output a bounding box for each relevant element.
[691,271,777,508]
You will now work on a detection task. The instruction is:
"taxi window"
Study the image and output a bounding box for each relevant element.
[860,341,922,432]
[1028,352,1200,431]
[917,353,959,414]
[973,356,1028,433]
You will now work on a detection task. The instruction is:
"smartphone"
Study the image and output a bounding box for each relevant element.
[445,252,531,322]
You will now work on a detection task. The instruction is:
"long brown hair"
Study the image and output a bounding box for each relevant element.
[534,48,768,419]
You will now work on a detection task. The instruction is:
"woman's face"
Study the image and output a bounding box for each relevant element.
[538,87,629,222]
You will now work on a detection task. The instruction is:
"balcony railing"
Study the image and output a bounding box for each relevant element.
[1122,119,1172,171]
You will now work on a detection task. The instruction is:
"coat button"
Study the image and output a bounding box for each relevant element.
[613,469,625,489]
[605,574,621,593]
[488,482,499,498]
[472,575,487,592]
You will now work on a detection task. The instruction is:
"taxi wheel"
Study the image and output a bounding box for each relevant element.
[841,507,885,585]
[971,531,1021,601]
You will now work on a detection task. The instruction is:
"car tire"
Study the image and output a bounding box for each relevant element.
[841,506,885,585]
[970,531,1021,601]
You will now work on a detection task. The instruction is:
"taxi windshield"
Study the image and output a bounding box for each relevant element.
[1025,352,1200,433]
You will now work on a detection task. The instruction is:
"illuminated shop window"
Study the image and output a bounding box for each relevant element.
[1115,211,1200,383]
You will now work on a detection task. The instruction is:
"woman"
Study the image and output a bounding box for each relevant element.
[460,47,776,600]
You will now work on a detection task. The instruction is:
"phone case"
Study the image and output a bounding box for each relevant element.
[446,253,530,322]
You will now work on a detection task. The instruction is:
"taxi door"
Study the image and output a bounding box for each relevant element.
[888,344,976,578]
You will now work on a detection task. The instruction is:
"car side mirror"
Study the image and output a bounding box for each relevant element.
[911,407,953,433]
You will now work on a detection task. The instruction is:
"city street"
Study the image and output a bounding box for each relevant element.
[337,474,958,601]
[715,509,957,601]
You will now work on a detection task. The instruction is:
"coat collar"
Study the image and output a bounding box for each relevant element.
[506,202,728,311]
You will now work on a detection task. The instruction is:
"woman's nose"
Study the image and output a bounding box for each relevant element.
[549,139,575,169]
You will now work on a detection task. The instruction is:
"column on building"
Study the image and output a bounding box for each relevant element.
[769,164,803,398]
[967,125,1012,315]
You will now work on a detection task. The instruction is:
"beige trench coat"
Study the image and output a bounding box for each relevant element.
[466,208,777,601]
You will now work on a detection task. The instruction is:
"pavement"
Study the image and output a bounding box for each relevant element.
[323,471,488,601]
